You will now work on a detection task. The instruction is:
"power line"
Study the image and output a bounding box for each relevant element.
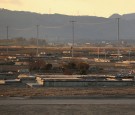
[12,26,44,30]
[4,20,114,32]
[77,20,114,25]
[40,24,69,29]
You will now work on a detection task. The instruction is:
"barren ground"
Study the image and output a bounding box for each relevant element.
[1,84,135,97]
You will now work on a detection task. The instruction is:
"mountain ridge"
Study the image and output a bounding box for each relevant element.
[0,9,135,42]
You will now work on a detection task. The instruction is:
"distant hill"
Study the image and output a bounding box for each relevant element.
[110,13,135,20]
[122,13,135,20]
[109,13,122,19]
[0,9,135,43]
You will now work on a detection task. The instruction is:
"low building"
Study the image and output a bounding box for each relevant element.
[15,61,29,66]
[94,58,110,62]
[35,74,135,87]
[18,69,29,73]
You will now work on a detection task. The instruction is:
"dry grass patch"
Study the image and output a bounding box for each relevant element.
[0,86,135,97]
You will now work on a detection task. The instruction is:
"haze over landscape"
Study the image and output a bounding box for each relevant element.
[1,9,135,42]
[1,1,135,115]
[1,0,135,17]
[0,1,135,42]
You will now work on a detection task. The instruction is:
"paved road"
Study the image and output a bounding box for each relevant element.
[1,98,135,105]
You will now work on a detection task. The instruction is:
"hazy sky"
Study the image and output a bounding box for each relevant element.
[0,0,135,17]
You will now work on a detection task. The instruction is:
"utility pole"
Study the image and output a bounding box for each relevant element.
[129,49,131,62]
[117,18,120,60]
[70,21,76,58]
[104,49,106,60]
[6,26,9,55]
[7,26,9,40]
[36,25,39,56]
[98,47,99,60]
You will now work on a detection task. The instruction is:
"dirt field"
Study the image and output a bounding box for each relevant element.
[0,77,135,115]
[0,104,135,115]
[1,85,135,97]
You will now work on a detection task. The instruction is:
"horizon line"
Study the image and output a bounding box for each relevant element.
[1,8,135,18]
